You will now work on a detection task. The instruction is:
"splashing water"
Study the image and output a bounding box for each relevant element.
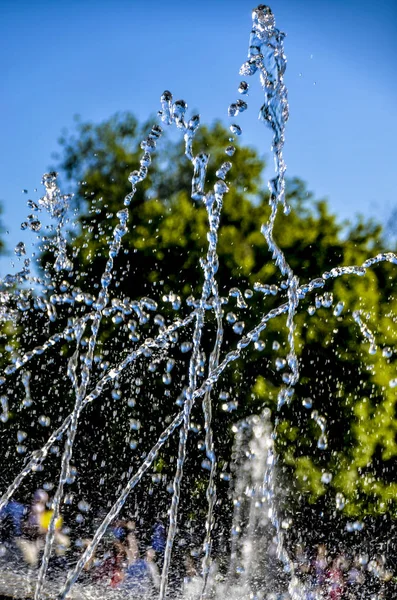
[0,4,396,600]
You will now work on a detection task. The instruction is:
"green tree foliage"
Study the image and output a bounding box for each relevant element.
[53,112,397,522]
[1,112,396,546]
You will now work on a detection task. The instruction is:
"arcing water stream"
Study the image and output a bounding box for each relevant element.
[0,4,396,599]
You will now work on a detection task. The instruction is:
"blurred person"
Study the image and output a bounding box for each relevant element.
[16,489,69,569]
[145,546,160,591]
[122,553,154,595]
[15,490,48,567]
[313,544,328,587]
[326,556,345,600]
[294,543,311,576]
[27,489,48,530]
[0,498,25,541]
[94,538,127,587]
[182,553,202,598]
[95,521,140,588]
[346,554,365,591]
[0,498,26,567]
[151,521,166,555]
[120,530,160,596]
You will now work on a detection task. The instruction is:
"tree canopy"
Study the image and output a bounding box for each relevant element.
[1,111,397,552]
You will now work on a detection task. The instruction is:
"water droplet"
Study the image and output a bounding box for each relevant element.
[214,180,229,195]
[302,397,312,409]
[281,518,292,530]
[216,162,232,180]
[254,340,265,351]
[228,103,239,117]
[77,500,91,513]
[236,99,248,112]
[233,321,245,335]
[14,242,26,257]
[180,341,193,353]
[17,430,27,442]
[333,301,345,317]
[222,401,238,412]
[225,145,236,156]
[162,373,172,385]
[383,347,392,358]
[230,124,242,136]
[166,359,175,373]
[321,472,332,484]
[26,215,41,232]
[239,57,260,77]
[38,415,50,427]
[346,520,363,532]
[321,292,333,308]
[129,419,141,431]
[238,81,249,94]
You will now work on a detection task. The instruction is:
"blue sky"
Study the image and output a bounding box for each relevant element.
[0,0,396,273]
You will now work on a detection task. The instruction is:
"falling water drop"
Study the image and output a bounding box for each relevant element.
[162,373,172,385]
[238,81,249,94]
[230,124,242,136]
[321,472,332,484]
[14,242,26,256]
[333,301,345,316]
[233,321,245,335]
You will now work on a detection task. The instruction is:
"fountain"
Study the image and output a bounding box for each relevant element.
[0,4,396,600]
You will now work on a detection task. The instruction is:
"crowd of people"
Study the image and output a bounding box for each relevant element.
[0,492,395,598]
[79,520,165,593]
[0,490,170,595]
[291,542,394,599]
